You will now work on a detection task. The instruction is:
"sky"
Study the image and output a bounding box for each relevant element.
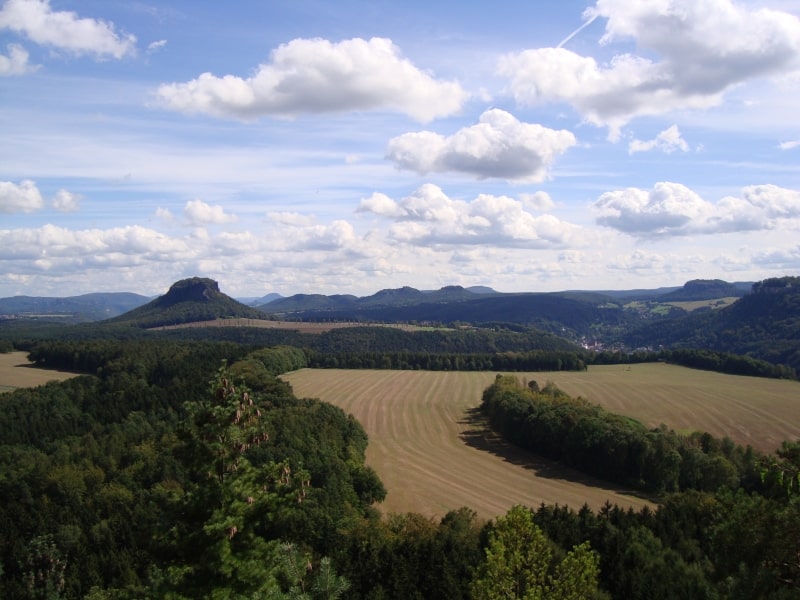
[1,0,800,299]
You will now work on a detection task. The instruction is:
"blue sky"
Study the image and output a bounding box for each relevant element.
[1,0,799,298]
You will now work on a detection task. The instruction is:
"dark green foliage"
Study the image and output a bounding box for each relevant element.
[2,331,800,598]
[0,340,377,598]
[664,348,796,379]
[308,349,587,372]
[263,287,631,337]
[480,375,756,493]
[470,505,600,600]
[625,277,800,373]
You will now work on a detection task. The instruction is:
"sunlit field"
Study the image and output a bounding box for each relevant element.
[283,365,800,520]
[0,351,79,392]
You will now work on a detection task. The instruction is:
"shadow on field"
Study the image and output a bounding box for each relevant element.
[458,407,633,491]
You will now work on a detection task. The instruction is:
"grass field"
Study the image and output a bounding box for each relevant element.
[0,351,79,392]
[282,365,800,520]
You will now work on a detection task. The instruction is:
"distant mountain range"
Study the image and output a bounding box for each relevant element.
[2,275,799,371]
[0,292,151,322]
[0,278,752,325]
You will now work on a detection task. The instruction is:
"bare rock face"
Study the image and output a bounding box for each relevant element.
[160,278,222,305]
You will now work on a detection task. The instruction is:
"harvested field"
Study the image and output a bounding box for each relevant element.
[282,365,800,520]
[0,351,79,392]
[282,369,655,520]
[518,362,800,454]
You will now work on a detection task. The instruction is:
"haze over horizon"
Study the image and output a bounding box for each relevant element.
[2,0,799,299]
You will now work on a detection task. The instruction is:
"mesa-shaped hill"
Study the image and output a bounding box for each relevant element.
[107,277,266,328]
[656,279,750,302]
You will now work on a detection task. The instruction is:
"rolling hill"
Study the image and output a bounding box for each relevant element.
[0,292,150,322]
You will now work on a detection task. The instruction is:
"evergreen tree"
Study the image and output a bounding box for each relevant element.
[471,505,600,600]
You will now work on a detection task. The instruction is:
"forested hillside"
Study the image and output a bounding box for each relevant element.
[624,276,800,372]
[2,339,800,598]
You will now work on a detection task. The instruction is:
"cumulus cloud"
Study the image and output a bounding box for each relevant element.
[386,109,576,182]
[520,191,556,212]
[593,182,800,236]
[184,199,237,226]
[500,0,800,138]
[156,37,467,122]
[0,179,43,213]
[0,0,136,59]
[0,224,190,266]
[357,183,584,248]
[290,220,361,252]
[0,42,35,74]
[629,124,689,154]
[52,189,80,212]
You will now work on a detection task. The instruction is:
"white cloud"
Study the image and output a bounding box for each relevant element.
[629,124,689,154]
[156,37,467,122]
[155,207,173,220]
[147,39,167,54]
[500,0,800,138]
[51,189,80,212]
[520,191,555,212]
[0,224,190,266]
[0,0,136,59]
[290,220,361,252]
[593,182,800,236]
[0,42,35,75]
[779,140,800,150]
[386,109,576,182]
[184,199,237,226]
[358,183,585,248]
[0,179,43,213]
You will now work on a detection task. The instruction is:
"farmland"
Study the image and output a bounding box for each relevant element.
[282,364,800,520]
[0,351,78,392]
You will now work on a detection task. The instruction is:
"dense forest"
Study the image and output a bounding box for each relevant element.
[1,337,799,598]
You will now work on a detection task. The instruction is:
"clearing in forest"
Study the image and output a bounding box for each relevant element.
[282,364,800,520]
[0,351,79,392]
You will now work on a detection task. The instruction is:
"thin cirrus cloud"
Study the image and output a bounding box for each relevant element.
[155,37,468,122]
[358,183,585,248]
[592,182,800,236]
[0,0,136,59]
[499,0,800,139]
[386,109,576,182]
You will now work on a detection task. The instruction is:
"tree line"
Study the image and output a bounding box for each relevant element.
[480,375,761,494]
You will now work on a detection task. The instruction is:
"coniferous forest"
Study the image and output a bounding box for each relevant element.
[0,334,799,599]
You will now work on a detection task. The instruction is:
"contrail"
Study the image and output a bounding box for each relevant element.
[557,13,599,48]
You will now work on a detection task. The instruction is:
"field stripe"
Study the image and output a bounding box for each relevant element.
[283,369,653,520]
